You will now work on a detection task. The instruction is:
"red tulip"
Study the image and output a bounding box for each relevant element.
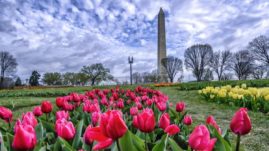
[63,101,74,111]
[55,119,76,140]
[33,106,42,117]
[41,101,53,113]
[130,106,138,116]
[12,124,37,150]
[100,110,127,140]
[206,115,222,134]
[22,112,38,128]
[189,125,216,151]
[56,97,65,108]
[136,108,155,133]
[183,115,192,125]
[164,124,180,136]
[116,100,124,109]
[83,125,94,145]
[83,126,113,150]
[176,102,185,112]
[159,113,170,130]
[0,106,12,123]
[56,111,69,120]
[230,108,251,135]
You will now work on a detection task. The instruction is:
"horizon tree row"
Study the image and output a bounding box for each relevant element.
[159,35,269,82]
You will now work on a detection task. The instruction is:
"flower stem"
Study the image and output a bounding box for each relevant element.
[116,139,121,151]
[144,133,148,151]
[235,134,241,151]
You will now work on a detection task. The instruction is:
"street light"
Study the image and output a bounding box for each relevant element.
[128,56,134,85]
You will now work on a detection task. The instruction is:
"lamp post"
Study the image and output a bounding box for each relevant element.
[128,56,134,85]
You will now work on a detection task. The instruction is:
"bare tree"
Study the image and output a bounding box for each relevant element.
[232,50,254,80]
[0,51,18,84]
[184,44,213,81]
[161,56,183,82]
[132,72,143,84]
[248,35,269,66]
[210,50,233,80]
[252,65,267,79]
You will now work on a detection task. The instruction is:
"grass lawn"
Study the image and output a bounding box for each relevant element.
[0,86,268,150]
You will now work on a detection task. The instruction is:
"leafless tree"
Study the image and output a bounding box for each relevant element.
[0,51,18,84]
[248,35,269,66]
[210,50,233,80]
[184,44,213,81]
[161,56,183,82]
[132,72,143,84]
[252,65,267,79]
[232,50,254,80]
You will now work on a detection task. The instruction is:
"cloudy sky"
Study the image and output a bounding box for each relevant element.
[1,0,269,81]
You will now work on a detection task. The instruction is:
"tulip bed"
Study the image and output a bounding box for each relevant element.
[199,84,269,113]
[0,86,252,151]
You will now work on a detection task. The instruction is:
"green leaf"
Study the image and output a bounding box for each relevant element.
[72,119,84,149]
[57,137,75,151]
[130,131,145,151]
[0,132,8,151]
[209,125,232,151]
[168,138,184,151]
[119,130,135,151]
[152,134,168,151]
[35,122,44,140]
[41,120,55,132]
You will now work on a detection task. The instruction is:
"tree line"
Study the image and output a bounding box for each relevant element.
[159,35,269,82]
[1,35,269,87]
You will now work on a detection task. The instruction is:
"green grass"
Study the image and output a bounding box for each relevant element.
[0,86,268,150]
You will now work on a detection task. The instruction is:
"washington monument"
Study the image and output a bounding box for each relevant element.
[157,8,167,81]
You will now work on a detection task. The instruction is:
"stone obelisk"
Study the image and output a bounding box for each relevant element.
[157,8,167,81]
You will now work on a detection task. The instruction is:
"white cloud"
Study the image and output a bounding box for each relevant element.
[0,0,269,81]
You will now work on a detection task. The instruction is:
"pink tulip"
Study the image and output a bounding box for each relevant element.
[183,115,193,126]
[22,112,38,128]
[189,125,216,151]
[55,119,76,140]
[91,112,100,126]
[136,108,155,133]
[12,124,37,150]
[159,113,170,130]
[130,106,138,116]
[230,108,251,135]
[0,106,12,123]
[156,102,166,112]
[56,111,69,120]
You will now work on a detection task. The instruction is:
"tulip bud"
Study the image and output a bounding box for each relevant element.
[12,124,37,150]
[189,125,216,151]
[83,125,94,145]
[159,113,170,130]
[206,115,221,134]
[33,106,43,117]
[164,124,180,136]
[176,102,185,112]
[55,119,76,140]
[0,106,13,123]
[156,102,166,112]
[183,115,192,126]
[41,101,53,113]
[230,108,251,135]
